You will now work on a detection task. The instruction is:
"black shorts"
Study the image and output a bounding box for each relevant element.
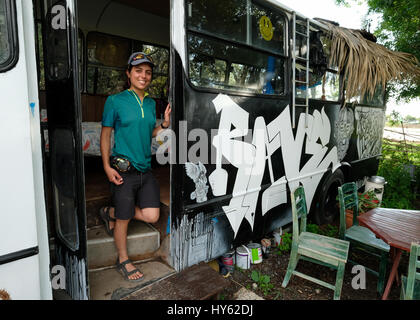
[110,169,160,220]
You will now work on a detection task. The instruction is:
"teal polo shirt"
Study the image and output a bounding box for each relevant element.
[102,89,156,172]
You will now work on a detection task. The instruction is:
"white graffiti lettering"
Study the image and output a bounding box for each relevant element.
[209,94,338,237]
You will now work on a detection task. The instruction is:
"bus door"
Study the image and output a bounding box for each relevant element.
[40,0,88,299]
[0,0,53,300]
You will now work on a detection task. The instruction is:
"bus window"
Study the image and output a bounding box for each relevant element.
[189,54,227,88]
[250,1,285,55]
[141,44,169,98]
[188,33,285,94]
[296,71,339,101]
[37,22,83,91]
[0,0,17,71]
[43,0,70,81]
[186,0,286,96]
[187,0,247,45]
[87,32,169,97]
[187,0,285,55]
[87,32,131,95]
[295,29,339,102]
[349,84,385,107]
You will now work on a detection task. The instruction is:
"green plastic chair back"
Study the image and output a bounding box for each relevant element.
[403,242,420,300]
[290,186,308,241]
[338,182,359,239]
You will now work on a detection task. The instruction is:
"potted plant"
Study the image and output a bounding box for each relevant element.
[345,190,380,228]
[358,189,380,213]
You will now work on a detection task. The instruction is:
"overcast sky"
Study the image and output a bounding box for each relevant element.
[278,0,419,118]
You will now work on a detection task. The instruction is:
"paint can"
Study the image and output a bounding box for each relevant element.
[273,227,283,247]
[222,251,235,273]
[235,245,251,270]
[247,243,263,264]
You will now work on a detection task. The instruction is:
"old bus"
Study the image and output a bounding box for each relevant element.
[0,0,388,299]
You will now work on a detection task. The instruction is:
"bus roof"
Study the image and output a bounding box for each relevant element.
[267,0,330,30]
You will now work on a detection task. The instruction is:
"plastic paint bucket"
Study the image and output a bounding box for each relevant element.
[273,227,283,247]
[222,252,234,272]
[365,176,386,203]
[235,246,250,270]
[247,243,263,264]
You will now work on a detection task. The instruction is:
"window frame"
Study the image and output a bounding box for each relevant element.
[185,0,288,98]
[0,0,19,73]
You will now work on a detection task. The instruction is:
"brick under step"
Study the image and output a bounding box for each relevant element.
[122,262,231,300]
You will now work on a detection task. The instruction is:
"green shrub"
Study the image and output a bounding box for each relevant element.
[306,223,320,234]
[378,160,415,209]
[378,139,417,209]
[307,223,339,238]
[320,224,339,238]
[276,232,292,255]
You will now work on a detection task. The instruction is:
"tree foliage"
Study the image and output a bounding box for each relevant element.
[335,0,420,102]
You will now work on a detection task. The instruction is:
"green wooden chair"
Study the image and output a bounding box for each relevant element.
[282,186,350,300]
[400,242,420,300]
[338,182,390,295]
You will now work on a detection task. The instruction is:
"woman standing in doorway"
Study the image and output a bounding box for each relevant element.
[99,52,171,282]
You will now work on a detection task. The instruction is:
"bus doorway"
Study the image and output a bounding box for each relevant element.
[77,0,173,300]
[36,0,173,299]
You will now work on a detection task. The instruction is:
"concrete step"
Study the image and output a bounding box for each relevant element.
[87,221,160,269]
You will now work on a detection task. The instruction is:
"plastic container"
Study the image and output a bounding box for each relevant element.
[365,176,386,203]
[247,243,263,264]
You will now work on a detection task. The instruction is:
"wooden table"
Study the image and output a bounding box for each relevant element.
[358,208,420,300]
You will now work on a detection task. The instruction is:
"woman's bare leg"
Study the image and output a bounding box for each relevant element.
[133,206,160,224]
[113,216,143,280]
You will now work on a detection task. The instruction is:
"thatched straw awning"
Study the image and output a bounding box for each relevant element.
[320,21,420,101]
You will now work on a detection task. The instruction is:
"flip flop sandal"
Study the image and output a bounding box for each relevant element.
[116,258,144,282]
[99,206,116,237]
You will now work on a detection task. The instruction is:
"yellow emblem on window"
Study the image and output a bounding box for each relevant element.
[259,16,273,41]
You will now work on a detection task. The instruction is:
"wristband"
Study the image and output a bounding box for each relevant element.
[161,122,169,129]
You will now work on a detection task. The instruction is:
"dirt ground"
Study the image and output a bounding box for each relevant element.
[218,228,408,301]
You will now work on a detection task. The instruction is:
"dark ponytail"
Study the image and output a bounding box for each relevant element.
[123,65,134,90]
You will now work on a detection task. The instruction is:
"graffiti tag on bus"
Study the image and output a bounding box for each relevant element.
[208,94,339,237]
